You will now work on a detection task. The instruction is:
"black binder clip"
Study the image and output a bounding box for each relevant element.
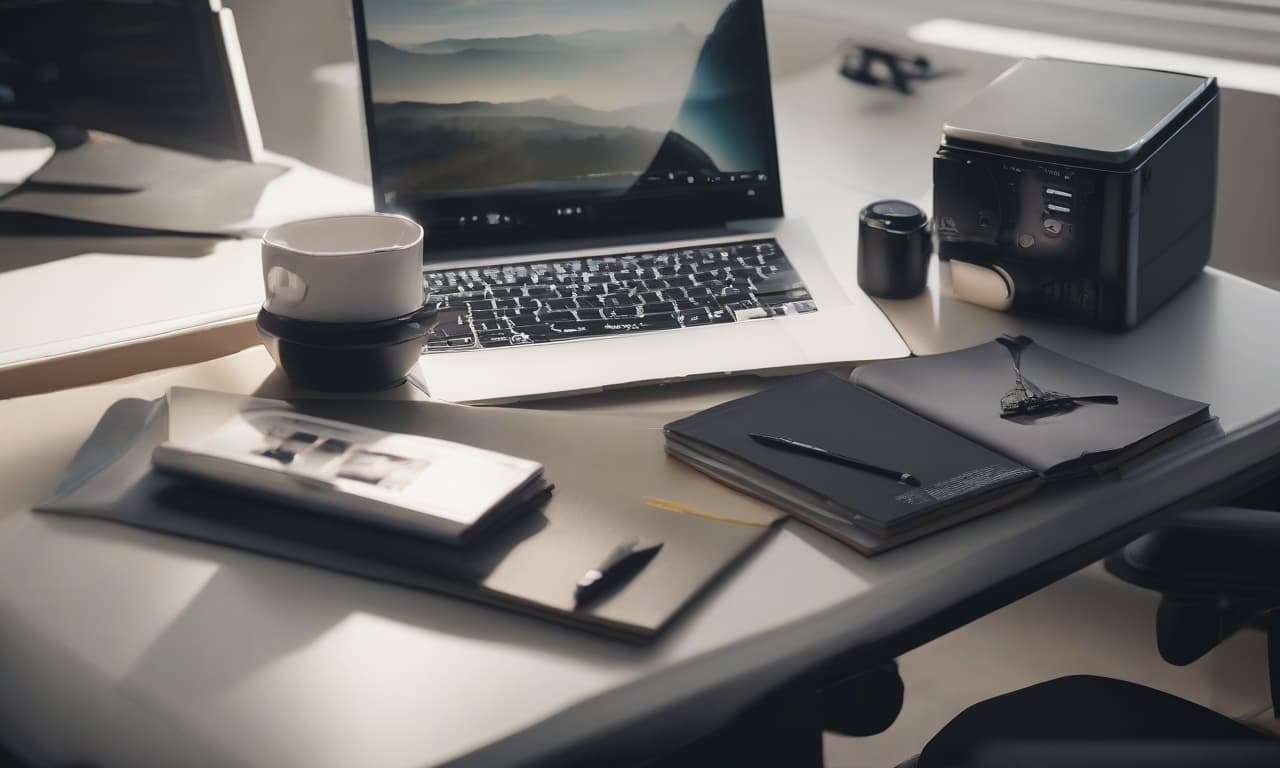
[996,336,1118,420]
[839,40,945,95]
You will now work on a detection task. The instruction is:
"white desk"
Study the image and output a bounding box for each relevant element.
[4,266,1276,768]
[1,8,1279,768]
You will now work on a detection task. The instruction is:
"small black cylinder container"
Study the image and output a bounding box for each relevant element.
[256,303,439,392]
[857,200,932,299]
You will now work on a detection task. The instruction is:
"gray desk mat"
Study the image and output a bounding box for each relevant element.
[37,387,781,641]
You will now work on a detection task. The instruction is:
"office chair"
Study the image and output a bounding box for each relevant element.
[1105,505,1280,713]
[898,503,1280,767]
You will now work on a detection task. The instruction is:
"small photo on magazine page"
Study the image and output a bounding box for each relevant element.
[336,450,428,491]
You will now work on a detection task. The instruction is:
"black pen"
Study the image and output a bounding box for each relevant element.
[749,433,921,486]
[574,538,664,608]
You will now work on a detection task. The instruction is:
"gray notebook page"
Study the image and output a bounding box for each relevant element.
[852,339,1210,474]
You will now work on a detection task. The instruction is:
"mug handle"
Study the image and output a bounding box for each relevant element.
[265,265,309,308]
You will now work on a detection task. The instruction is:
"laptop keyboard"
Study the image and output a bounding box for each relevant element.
[422,238,818,351]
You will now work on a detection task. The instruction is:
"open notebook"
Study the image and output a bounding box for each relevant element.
[667,337,1212,554]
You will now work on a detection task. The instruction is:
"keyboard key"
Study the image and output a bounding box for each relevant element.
[561,317,675,337]
[640,301,676,315]
[544,322,602,339]
[733,306,769,321]
[757,290,814,311]
[433,309,469,330]
[717,288,752,305]
[513,323,552,341]
[473,319,510,334]
[680,308,715,325]
[603,294,636,309]
[478,332,513,348]
[753,270,807,295]
[614,316,683,332]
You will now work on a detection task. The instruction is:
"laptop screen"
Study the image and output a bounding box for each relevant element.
[353,0,783,248]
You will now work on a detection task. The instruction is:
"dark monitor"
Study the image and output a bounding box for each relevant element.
[0,0,260,161]
[352,0,783,250]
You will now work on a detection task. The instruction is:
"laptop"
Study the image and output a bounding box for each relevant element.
[351,0,908,404]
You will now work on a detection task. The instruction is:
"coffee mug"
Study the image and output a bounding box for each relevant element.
[261,213,424,323]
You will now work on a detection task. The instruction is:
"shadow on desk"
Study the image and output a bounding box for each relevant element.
[1,509,680,764]
[32,512,649,672]
[0,229,223,275]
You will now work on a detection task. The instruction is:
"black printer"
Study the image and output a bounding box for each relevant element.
[933,59,1219,330]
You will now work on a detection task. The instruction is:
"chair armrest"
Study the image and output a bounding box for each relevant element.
[1112,506,1280,600]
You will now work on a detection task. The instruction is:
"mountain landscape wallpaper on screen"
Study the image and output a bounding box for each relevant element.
[363,0,771,201]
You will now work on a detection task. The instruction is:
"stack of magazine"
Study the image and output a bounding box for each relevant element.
[153,407,551,546]
[665,337,1212,554]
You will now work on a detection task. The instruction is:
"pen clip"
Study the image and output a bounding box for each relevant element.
[574,540,662,609]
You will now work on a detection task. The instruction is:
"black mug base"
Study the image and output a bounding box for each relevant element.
[256,305,438,393]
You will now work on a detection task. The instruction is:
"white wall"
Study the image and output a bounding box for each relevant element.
[224,0,369,181]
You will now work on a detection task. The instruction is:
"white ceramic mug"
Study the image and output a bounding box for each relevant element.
[261,213,424,323]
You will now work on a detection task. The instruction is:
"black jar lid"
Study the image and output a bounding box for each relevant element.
[860,200,929,234]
